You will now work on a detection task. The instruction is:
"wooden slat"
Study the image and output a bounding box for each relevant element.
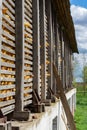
[0,99,15,108]
[25,38,33,45]
[53,64,76,130]
[0,92,15,98]
[25,55,33,60]
[1,62,15,68]
[24,95,32,101]
[24,2,32,13]
[24,82,33,87]
[24,60,33,65]
[24,48,33,55]
[1,45,15,54]
[0,77,15,82]
[1,54,15,61]
[3,0,15,15]
[25,13,32,23]
[3,0,15,8]
[2,38,15,47]
[24,42,33,49]
[0,85,15,90]
[24,66,33,71]
[24,71,33,76]
[1,104,15,115]
[2,15,15,28]
[2,22,15,34]
[6,10,15,21]
[25,0,32,8]
[24,89,32,94]
[1,70,15,75]
[2,31,15,41]
[25,32,33,38]
[24,100,32,106]
[24,78,33,83]
[25,27,33,34]
[25,8,32,19]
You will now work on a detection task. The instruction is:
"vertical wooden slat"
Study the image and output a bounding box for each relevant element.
[15,0,24,111]
[39,0,46,101]
[32,0,40,95]
[0,0,2,75]
[46,0,53,99]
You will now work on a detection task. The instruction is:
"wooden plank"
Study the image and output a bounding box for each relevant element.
[24,78,33,83]
[24,100,32,106]
[0,77,15,82]
[2,31,15,41]
[53,64,76,130]
[0,99,15,107]
[24,60,33,65]
[24,48,33,55]
[6,9,15,21]
[0,92,15,98]
[24,42,33,49]
[25,27,33,34]
[25,0,32,8]
[3,0,15,15]
[24,13,32,23]
[2,38,15,47]
[1,45,15,54]
[1,62,15,68]
[24,2,32,13]
[24,55,33,60]
[1,104,15,115]
[3,0,15,8]
[1,70,15,75]
[24,66,33,71]
[2,15,15,28]
[0,85,15,90]
[1,54,15,61]
[0,0,2,78]
[15,0,24,111]
[24,82,33,87]
[40,0,46,101]
[24,95,32,101]
[24,31,33,38]
[24,8,32,19]
[25,38,33,45]
[2,21,15,34]
[24,89,32,93]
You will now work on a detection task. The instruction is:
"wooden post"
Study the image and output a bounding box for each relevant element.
[14,0,29,121]
[46,0,53,99]
[53,64,76,130]
[0,0,2,75]
[39,0,46,101]
[32,0,40,96]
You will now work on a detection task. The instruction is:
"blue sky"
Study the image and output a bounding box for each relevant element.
[70,0,87,8]
[70,0,87,82]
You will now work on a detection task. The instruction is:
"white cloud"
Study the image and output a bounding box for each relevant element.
[71,5,87,52]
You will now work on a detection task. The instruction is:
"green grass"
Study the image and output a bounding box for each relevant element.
[74,92,87,130]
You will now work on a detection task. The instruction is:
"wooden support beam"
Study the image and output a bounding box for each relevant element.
[15,0,24,112]
[0,0,2,76]
[46,0,53,99]
[53,64,76,130]
[39,0,46,101]
[14,0,29,120]
[32,0,40,96]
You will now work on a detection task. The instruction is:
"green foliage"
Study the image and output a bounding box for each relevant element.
[82,66,87,83]
[74,93,87,130]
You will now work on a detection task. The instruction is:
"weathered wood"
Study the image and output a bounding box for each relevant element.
[40,0,46,101]
[32,0,40,96]
[2,15,15,28]
[1,62,15,68]
[1,105,15,115]
[15,0,24,111]
[53,64,76,130]
[2,31,15,41]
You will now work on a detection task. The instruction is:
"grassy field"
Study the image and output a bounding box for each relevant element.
[74,92,87,130]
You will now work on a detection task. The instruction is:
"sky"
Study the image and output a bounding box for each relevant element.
[70,0,87,82]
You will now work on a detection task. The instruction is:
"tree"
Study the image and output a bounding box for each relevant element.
[82,66,87,95]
